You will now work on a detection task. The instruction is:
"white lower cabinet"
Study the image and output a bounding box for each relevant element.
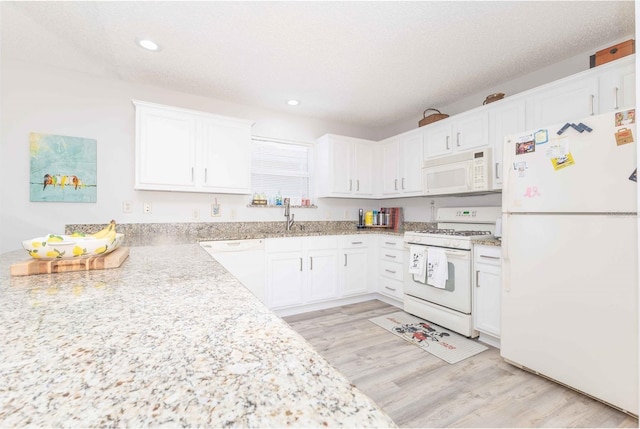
[473,244,502,347]
[340,235,371,296]
[377,236,405,301]
[266,236,339,310]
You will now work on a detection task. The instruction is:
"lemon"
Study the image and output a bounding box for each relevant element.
[47,235,64,243]
[46,249,64,258]
[28,250,41,258]
[71,231,86,237]
[72,246,87,257]
[95,245,108,254]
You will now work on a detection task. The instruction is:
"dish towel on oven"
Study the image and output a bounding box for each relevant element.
[408,246,426,279]
[427,247,448,289]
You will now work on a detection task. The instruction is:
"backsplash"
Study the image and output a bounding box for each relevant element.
[66,221,436,246]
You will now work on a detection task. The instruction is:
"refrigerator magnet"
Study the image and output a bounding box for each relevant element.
[615,109,635,127]
[615,127,634,146]
[551,152,575,170]
[515,134,535,155]
[629,168,637,182]
[513,161,528,177]
[534,129,548,145]
[545,136,569,159]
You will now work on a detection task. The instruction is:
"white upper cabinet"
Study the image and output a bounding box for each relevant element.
[488,98,526,190]
[527,73,599,129]
[596,56,635,113]
[316,134,374,198]
[424,110,489,159]
[134,100,253,194]
[380,129,423,196]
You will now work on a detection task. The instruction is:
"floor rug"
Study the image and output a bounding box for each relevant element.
[369,311,488,364]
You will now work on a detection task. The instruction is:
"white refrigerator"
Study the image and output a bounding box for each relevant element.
[501,110,638,415]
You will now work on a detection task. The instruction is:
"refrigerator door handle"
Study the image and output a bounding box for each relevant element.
[502,214,510,292]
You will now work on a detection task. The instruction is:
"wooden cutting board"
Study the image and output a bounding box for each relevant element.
[10,247,129,276]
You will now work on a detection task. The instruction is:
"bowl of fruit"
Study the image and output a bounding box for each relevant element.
[22,220,123,260]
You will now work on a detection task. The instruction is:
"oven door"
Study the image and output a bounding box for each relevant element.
[404,245,471,314]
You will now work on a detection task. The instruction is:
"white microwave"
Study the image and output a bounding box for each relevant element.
[423,148,492,196]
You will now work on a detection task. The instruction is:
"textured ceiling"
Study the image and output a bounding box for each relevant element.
[1,1,635,128]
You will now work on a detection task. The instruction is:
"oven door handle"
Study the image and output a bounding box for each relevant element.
[441,248,470,258]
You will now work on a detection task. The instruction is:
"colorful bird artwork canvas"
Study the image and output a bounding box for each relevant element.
[29,133,97,203]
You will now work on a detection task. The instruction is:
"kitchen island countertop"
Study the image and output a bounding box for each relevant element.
[0,244,396,427]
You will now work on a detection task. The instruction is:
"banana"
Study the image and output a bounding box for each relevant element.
[92,220,116,239]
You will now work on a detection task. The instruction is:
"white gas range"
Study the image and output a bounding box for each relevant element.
[403,207,501,337]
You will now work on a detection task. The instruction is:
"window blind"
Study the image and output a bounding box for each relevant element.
[251,138,311,201]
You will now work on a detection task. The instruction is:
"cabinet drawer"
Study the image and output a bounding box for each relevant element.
[380,260,403,281]
[380,248,403,262]
[379,278,404,300]
[474,245,501,266]
[340,235,369,249]
[380,236,404,249]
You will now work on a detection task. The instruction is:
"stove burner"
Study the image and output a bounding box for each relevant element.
[414,229,492,237]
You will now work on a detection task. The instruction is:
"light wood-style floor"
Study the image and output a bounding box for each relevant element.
[284,300,638,428]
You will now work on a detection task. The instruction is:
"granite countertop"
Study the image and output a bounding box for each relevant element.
[0,244,396,427]
[472,237,502,247]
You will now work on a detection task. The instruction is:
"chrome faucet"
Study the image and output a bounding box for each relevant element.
[284,198,295,231]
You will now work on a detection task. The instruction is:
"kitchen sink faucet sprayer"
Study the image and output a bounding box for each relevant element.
[284,198,295,231]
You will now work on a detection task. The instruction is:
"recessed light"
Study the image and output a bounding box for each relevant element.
[287,99,300,106]
[137,38,160,51]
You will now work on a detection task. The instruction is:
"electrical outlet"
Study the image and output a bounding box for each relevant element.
[344,210,350,219]
[230,208,237,219]
[122,201,133,214]
[192,209,200,220]
[143,202,152,214]
[211,203,221,217]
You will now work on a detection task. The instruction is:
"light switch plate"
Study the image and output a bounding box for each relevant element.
[211,203,221,217]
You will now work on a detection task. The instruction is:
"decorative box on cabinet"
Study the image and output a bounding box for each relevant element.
[133,100,253,194]
[316,134,374,198]
[424,109,489,159]
[473,244,502,348]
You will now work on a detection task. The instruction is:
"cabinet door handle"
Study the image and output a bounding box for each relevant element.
[401,177,405,190]
[385,269,396,274]
[614,87,619,110]
[356,180,360,191]
[349,179,352,191]
[344,254,347,267]
[191,167,195,183]
[480,255,500,260]
[456,132,461,147]
[299,257,303,271]
[385,254,396,258]
[310,256,313,270]
[351,241,363,245]
[384,241,396,246]
[385,286,396,292]
[476,270,480,287]
[495,162,500,179]
[446,135,450,150]
[590,94,595,115]
[204,168,208,183]
[394,179,398,191]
